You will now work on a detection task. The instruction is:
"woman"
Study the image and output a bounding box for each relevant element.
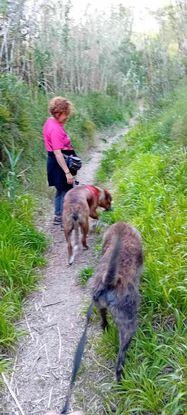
[43,96,77,225]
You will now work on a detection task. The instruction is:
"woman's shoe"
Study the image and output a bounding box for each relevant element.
[53,215,62,225]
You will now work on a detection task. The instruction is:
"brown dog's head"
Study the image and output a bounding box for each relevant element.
[98,188,112,210]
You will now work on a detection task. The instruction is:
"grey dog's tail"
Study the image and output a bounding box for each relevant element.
[93,235,121,302]
[104,236,121,289]
[93,236,120,302]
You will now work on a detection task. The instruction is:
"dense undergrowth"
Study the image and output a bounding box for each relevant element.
[94,85,187,415]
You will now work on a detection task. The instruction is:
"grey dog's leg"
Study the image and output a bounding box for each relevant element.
[116,322,135,382]
[100,308,108,330]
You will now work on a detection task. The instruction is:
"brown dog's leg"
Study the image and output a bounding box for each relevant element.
[89,200,99,219]
[64,229,73,265]
[89,209,99,219]
[81,219,89,249]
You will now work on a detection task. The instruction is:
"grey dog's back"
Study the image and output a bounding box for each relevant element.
[91,222,143,298]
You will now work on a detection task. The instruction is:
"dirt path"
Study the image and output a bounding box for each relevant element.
[0,121,136,415]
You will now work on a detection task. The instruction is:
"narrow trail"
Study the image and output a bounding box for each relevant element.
[1,120,136,415]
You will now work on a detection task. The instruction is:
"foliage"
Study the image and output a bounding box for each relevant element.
[0,195,47,358]
[3,144,23,199]
[95,85,187,414]
[83,92,125,127]
[1,0,186,103]
[0,74,47,194]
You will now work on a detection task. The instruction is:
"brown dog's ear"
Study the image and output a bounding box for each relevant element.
[104,189,112,201]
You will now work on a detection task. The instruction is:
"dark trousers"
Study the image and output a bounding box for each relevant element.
[54,187,67,216]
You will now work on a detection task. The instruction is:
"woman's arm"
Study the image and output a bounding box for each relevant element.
[53,149,74,184]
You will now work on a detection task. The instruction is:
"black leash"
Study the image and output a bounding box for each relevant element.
[60,302,94,414]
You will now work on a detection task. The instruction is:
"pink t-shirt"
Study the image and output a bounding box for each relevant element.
[43,117,73,151]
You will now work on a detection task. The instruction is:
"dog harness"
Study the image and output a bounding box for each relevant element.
[85,185,100,200]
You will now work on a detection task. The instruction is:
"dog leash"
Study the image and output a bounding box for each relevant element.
[60,301,94,414]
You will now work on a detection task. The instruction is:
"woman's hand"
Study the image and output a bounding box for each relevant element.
[66,171,74,184]
[53,150,74,185]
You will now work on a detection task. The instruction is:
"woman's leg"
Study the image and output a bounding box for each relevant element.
[54,188,66,216]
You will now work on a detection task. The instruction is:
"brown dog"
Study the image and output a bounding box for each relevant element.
[90,221,143,381]
[63,185,112,265]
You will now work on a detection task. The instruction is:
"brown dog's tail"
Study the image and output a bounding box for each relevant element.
[72,211,80,259]
[67,211,80,265]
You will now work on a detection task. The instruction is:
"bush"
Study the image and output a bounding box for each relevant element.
[85,91,125,127]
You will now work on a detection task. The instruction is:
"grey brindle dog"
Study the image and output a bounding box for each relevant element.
[90,221,143,381]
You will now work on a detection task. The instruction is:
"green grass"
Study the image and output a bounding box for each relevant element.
[0,195,47,357]
[94,85,187,414]
[78,266,94,286]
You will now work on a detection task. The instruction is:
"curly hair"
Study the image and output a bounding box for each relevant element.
[48,96,74,119]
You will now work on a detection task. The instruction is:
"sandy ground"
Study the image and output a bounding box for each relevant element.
[0,121,136,415]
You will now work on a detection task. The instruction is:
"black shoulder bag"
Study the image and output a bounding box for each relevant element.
[64,154,82,176]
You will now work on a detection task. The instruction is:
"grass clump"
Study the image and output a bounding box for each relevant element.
[78,266,94,286]
[0,195,47,363]
[94,85,187,414]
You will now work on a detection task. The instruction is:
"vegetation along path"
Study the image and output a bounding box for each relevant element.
[1,120,137,415]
